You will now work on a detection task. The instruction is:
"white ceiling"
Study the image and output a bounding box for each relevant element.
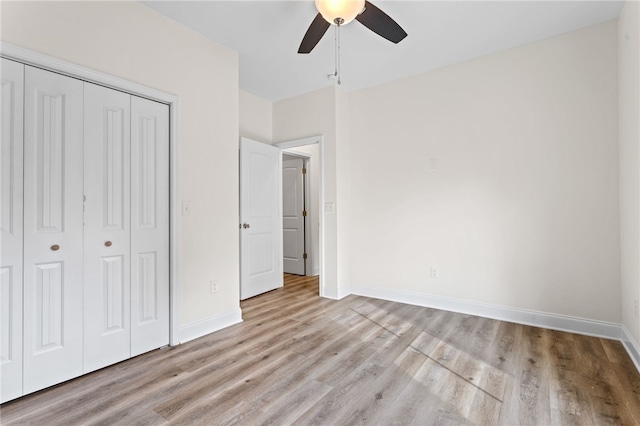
[142,1,623,101]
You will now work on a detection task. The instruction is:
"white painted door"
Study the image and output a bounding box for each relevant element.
[282,157,306,275]
[83,83,132,373]
[1,58,24,403]
[22,66,84,394]
[130,96,169,356]
[240,137,283,300]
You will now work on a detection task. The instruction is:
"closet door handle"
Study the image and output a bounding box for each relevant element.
[105,241,112,247]
[242,223,250,229]
[51,244,60,251]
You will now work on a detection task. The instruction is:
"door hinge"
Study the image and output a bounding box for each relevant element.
[303,253,308,259]
[302,167,307,175]
[302,210,307,217]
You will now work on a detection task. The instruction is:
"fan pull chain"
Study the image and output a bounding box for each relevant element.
[334,18,343,85]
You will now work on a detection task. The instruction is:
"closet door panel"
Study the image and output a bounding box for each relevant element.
[130,96,169,356]
[23,66,84,393]
[83,83,131,373]
[1,58,24,403]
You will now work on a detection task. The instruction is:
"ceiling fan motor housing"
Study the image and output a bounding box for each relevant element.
[315,0,365,25]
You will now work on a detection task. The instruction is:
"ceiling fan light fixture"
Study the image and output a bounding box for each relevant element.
[315,0,365,25]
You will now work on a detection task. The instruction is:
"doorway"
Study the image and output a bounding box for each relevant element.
[239,136,324,300]
[276,137,323,293]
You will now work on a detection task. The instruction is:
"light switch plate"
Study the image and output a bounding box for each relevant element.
[430,266,439,279]
[182,201,191,216]
[324,202,335,213]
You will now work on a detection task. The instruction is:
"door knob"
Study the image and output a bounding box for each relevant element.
[242,223,250,229]
[50,244,60,251]
[105,241,112,247]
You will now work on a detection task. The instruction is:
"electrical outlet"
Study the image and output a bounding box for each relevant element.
[210,280,218,294]
[430,266,439,279]
[635,299,639,319]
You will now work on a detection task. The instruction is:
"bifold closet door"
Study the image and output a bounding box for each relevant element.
[130,96,169,356]
[22,66,84,394]
[83,83,132,373]
[2,61,170,400]
[1,58,25,403]
[84,89,169,365]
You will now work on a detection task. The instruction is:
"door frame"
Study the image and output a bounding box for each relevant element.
[1,42,182,346]
[275,136,325,297]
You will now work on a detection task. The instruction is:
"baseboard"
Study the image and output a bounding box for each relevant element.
[621,326,640,372]
[322,287,340,300]
[178,308,243,344]
[351,285,622,341]
[322,286,350,300]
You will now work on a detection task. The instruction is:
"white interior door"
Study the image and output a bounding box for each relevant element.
[130,96,169,356]
[22,66,84,394]
[240,137,283,300]
[1,58,25,403]
[282,157,305,275]
[83,83,132,373]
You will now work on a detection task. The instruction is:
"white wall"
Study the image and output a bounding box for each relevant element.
[348,21,621,322]
[240,89,272,142]
[335,87,353,296]
[619,0,640,344]
[1,1,241,331]
[273,86,352,298]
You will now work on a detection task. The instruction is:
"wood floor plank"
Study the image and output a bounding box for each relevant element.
[2,273,640,425]
[294,361,387,424]
[251,379,333,426]
[152,336,310,421]
[544,329,590,425]
[471,316,502,364]
[164,350,307,425]
[335,347,428,425]
[516,326,553,425]
[373,357,450,426]
[308,320,393,385]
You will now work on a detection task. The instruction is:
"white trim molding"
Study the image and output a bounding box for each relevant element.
[178,309,243,344]
[323,286,351,301]
[1,42,177,104]
[351,284,640,373]
[322,288,341,300]
[621,326,640,373]
[275,135,322,149]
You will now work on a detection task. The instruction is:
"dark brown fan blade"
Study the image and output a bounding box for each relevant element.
[298,13,331,54]
[356,1,407,44]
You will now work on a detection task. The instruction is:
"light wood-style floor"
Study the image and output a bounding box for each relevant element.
[2,274,640,425]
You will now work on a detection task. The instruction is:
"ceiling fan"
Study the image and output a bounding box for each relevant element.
[298,0,408,54]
